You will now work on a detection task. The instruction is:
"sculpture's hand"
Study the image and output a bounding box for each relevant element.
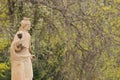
[31,55,36,62]
[14,40,24,53]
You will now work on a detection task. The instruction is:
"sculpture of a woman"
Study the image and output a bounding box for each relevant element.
[10,17,34,80]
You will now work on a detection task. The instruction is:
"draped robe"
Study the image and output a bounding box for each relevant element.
[10,31,33,80]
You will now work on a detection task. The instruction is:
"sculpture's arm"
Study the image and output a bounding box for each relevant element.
[14,41,34,58]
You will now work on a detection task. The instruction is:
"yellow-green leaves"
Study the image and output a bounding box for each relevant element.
[116,0,120,3]
[0,63,9,78]
[102,6,111,11]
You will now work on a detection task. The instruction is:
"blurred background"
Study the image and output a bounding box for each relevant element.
[0,0,120,80]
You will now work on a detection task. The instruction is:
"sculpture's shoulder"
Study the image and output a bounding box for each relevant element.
[13,31,30,42]
[15,31,24,37]
[17,30,23,34]
[16,31,30,37]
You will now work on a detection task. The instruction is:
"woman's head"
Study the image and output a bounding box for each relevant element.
[19,17,31,31]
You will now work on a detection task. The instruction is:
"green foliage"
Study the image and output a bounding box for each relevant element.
[33,37,65,80]
[0,63,10,80]
[0,0,120,80]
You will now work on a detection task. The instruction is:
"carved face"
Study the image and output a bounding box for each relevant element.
[20,18,31,31]
[24,23,31,31]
